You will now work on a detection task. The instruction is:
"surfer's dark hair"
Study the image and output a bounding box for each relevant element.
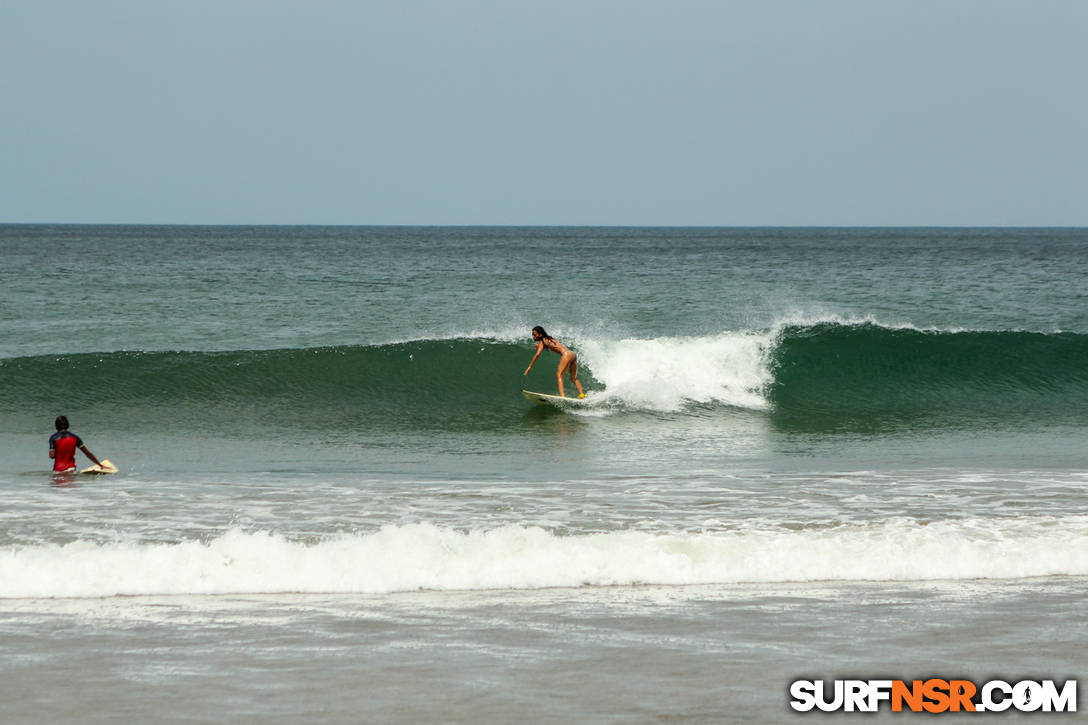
[55,415,69,431]
[532,326,553,340]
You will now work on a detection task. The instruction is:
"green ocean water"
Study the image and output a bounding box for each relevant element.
[3,225,1087,471]
[3,222,1087,539]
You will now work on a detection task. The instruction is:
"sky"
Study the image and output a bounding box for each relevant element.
[2,0,1086,226]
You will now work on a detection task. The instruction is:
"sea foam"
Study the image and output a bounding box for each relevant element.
[3,516,1086,599]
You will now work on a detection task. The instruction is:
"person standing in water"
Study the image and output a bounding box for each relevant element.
[524,326,586,398]
[49,415,103,473]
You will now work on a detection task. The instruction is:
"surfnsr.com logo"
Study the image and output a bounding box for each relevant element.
[789,679,1077,713]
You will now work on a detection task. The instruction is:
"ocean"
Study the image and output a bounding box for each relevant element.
[1,225,1085,722]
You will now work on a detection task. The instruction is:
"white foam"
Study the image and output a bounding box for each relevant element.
[3,517,1086,599]
[577,332,774,411]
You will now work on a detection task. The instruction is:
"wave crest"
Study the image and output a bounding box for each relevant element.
[3,322,1086,432]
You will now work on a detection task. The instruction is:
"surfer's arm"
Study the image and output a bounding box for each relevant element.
[524,343,543,375]
[79,445,102,467]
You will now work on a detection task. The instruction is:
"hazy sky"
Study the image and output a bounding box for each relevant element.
[2,1,1086,225]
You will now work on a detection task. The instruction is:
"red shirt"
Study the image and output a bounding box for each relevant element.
[49,431,82,472]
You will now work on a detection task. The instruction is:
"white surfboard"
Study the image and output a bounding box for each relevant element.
[522,389,588,407]
[80,459,119,475]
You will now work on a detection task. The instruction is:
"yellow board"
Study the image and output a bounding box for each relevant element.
[80,459,119,475]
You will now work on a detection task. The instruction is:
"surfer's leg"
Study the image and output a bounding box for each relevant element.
[556,353,573,397]
[569,356,585,398]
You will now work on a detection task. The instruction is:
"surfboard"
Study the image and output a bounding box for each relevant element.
[80,459,119,475]
[522,390,588,407]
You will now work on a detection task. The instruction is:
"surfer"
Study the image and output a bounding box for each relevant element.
[49,416,103,473]
[524,326,586,399]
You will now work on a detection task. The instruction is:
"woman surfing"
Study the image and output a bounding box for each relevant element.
[524,326,585,399]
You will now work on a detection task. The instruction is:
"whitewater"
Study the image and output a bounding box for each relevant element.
[4,516,1088,599]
